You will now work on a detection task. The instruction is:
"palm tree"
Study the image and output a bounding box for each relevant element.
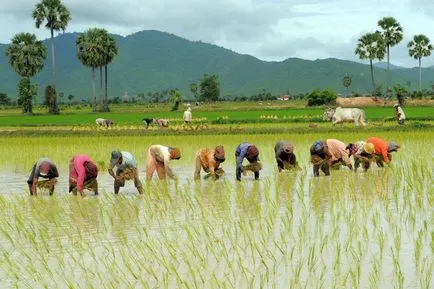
[355,32,385,94]
[101,34,118,112]
[5,33,47,114]
[377,17,403,98]
[76,29,104,112]
[32,0,71,113]
[407,34,433,91]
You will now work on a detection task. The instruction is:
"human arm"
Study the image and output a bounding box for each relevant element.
[194,155,202,180]
[381,148,390,163]
[208,156,216,178]
[30,164,41,195]
[341,150,353,170]
[163,153,176,179]
[31,177,38,195]
[50,165,59,178]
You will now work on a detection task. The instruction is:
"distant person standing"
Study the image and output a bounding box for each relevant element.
[183,107,192,124]
[27,158,59,196]
[108,151,143,194]
[394,104,406,125]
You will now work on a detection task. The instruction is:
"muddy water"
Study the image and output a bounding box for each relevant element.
[0,134,432,288]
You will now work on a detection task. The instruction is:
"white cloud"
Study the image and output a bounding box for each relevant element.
[1,0,434,67]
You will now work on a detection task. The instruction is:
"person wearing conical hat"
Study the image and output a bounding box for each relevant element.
[351,141,376,172]
[274,141,297,172]
[366,137,400,167]
[109,151,143,194]
[146,145,181,180]
[235,142,261,181]
[194,145,225,180]
[27,158,59,196]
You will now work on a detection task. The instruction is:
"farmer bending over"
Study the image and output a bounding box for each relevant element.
[194,145,225,180]
[69,154,98,196]
[146,145,181,180]
[274,141,297,172]
[310,140,332,176]
[310,139,353,176]
[235,143,261,181]
[366,137,400,167]
[352,141,375,172]
[109,151,143,194]
[143,118,154,129]
[27,158,59,196]
[326,139,354,171]
[155,119,169,128]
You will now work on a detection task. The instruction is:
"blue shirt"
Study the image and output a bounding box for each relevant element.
[235,142,259,172]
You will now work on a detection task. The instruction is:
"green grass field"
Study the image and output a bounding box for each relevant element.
[0,103,433,127]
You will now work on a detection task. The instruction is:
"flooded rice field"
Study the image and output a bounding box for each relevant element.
[0,132,432,288]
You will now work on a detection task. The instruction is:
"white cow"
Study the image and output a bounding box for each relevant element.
[323,107,366,126]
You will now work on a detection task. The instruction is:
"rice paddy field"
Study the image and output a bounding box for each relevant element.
[0,128,433,288]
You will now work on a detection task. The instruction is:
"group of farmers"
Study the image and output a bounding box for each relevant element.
[27,137,399,196]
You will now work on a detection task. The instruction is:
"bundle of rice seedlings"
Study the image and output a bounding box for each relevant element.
[203,168,225,179]
[310,155,326,166]
[118,168,137,180]
[283,162,301,171]
[37,179,57,189]
[243,162,262,172]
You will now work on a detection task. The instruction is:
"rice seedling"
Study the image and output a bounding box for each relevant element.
[0,129,432,288]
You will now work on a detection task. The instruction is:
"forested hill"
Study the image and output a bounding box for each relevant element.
[1,30,433,100]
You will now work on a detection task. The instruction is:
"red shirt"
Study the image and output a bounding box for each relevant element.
[69,154,96,192]
[366,137,390,163]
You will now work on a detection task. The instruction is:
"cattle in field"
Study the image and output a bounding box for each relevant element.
[96,118,114,128]
[323,107,366,126]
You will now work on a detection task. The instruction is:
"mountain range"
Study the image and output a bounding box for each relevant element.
[1,30,434,101]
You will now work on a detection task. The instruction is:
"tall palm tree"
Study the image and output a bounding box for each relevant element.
[407,34,433,91]
[355,32,385,94]
[5,33,47,114]
[101,34,118,112]
[377,17,403,98]
[32,0,71,113]
[76,29,104,112]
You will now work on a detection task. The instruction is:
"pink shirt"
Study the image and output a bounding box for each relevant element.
[326,139,351,165]
[69,154,94,192]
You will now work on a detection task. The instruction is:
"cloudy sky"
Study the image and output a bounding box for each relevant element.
[1,0,434,67]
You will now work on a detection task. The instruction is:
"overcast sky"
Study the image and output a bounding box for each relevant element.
[1,0,434,67]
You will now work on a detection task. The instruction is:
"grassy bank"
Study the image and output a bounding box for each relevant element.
[0,120,432,137]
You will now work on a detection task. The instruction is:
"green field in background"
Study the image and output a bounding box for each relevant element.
[0,104,432,127]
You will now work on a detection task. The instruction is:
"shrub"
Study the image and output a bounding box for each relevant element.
[307,88,337,106]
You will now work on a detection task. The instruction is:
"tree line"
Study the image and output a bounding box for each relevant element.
[4,5,433,114]
[4,0,118,114]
